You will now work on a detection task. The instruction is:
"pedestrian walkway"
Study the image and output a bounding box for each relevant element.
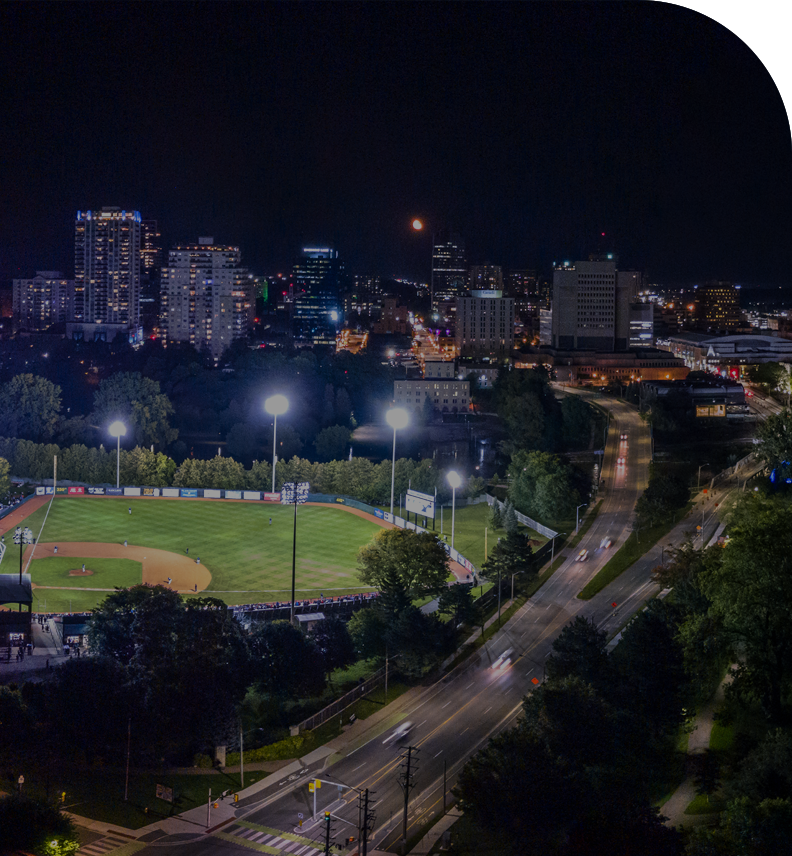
[663,669,734,829]
[77,833,144,856]
[215,821,330,855]
[408,808,462,854]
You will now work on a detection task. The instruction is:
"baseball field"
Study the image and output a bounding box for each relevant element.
[15,496,387,613]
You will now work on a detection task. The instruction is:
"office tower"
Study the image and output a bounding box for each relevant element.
[12,272,74,331]
[140,219,162,334]
[551,255,639,351]
[432,231,466,308]
[695,281,742,332]
[292,246,343,345]
[455,289,515,357]
[507,268,537,297]
[74,208,141,327]
[469,265,504,292]
[160,238,254,361]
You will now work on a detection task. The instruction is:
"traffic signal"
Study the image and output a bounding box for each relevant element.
[234,793,239,803]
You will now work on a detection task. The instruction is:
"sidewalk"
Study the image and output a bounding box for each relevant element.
[662,670,734,829]
[408,807,462,855]
[0,618,67,680]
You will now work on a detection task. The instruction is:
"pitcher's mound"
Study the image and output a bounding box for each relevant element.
[68,569,94,577]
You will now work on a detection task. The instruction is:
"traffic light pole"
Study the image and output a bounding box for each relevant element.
[324,811,331,856]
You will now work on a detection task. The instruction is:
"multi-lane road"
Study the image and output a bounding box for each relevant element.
[129,395,661,856]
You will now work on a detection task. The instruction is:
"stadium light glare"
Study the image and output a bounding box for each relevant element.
[386,408,409,515]
[265,395,289,492]
[447,471,462,549]
[108,421,127,489]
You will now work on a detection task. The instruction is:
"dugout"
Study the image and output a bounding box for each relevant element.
[0,573,33,651]
[62,613,92,647]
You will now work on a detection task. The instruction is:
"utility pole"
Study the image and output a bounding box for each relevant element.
[358,787,375,856]
[443,759,447,815]
[399,746,419,853]
[124,716,131,801]
[240,722,244,789]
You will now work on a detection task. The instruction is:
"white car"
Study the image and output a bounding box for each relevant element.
[383,721,414,744]
[492,649,514,670]
[577,549,589,562]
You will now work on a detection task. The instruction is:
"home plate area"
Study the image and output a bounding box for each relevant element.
[215,820,346,855]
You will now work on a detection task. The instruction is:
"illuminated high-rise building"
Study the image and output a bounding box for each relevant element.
[160,238,254,360]
[695,281,741,332]
[140,219,162,334]
[12,272,74,331]
[74,208,141,327]
[469,265,503,292]
[432,231,466,308]
[292,246,343,345]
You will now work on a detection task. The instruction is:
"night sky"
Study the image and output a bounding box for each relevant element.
[0,2,789,287]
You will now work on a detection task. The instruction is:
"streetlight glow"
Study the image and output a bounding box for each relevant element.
[108,421,126,490]
[446,471,462,489]
[265,394,290,493]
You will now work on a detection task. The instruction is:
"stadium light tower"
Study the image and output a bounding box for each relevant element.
[447,470,462,549]
[265,394,289,493]
[108,421,127,489]
[386,407,409,515]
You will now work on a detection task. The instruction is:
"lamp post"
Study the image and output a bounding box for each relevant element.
[281,481,310,625]
[697,463,709,490]
[386,408,409,515]
[576,503,587,533]
[13,526,34,586]
[447,471,462,550]
[265,394,289,493]
[108,421,126,489]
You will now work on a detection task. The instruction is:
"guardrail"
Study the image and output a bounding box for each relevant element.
[484,494,559,539]
[294,663,389,733]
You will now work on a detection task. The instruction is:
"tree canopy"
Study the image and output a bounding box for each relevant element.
[92,371,178,448]
[0,373,62,441]
[358,528,450,599]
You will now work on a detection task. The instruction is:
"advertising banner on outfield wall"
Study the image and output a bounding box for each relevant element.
[36,487,45,495]
[243,491,261,501]
[124,487,142,497]
[106,487,123,495]
[88,487,105,495]
[55,487,68,494]
[180,489,198,498]
[162,488,179,497]
[374,508,384,519]
[224,490,242,500]
[204,489,222,499]
[68,487,85,495]
[142,488,160,497]
[263,492,280,502]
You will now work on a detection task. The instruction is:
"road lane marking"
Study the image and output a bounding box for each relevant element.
[434,750,443,757]
[441,700,452,709]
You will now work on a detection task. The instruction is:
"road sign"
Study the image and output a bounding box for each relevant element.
[298,813,304,819]
[406,489,435,519]
[156,784,173,803]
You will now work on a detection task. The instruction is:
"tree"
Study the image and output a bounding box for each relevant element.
[0,373,62,441]
[92,372,177,448]
[0,794,79,856]
[634,472,690,529]
[701,493,792,721]
[545,616,611,691]
[503,500,519,535]
[688,797,792,856]
[757,407,792,471]
[482,529,534,588]
[358,529,450,599]
[311,617,357,674]
[313,425,352,462]
[493,368,562,452]
[437,583,480,626]
[347,607,388,660]
[247,620,326,698]
[508,450,580,523]
[561,394,593,449]
[489,501,503,530]
[725,729,792,803]
[385,606,446,677]
[0,456,9,500]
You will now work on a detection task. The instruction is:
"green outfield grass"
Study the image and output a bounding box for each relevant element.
[22,497,383,610]
[28,557,142,588]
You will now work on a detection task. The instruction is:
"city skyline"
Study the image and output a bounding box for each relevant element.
[0,3,790,289]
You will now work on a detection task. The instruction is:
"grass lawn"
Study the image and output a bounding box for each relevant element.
[28,556,142,588]
[576,502,693,600]
[709,720,735,752]
[22,497,383,609]
[685,793,726,815]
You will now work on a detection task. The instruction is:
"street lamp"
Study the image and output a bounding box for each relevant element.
[412,218,436,310]
[386,407,409,515]
[281,481,310,625]
[108,421,126,489]
[697,463,709,490]
[265,394,289,493]
[576,503,587,533]
[13,526,34,586]
[447,471,462,550]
